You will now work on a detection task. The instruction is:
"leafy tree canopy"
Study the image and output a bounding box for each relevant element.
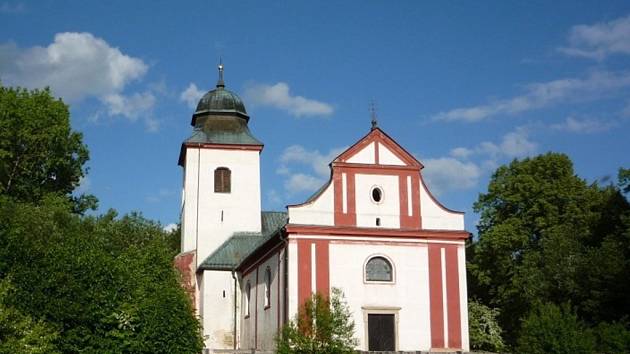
[469,153,630,344]
[517,302,595,354]
[0,85,96,212]
[0,196,203,353]
[277,288,357,354]
[468,300,505,352]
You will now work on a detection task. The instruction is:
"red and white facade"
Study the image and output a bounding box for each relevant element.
[177,118,470,352]
[283,128,469,351]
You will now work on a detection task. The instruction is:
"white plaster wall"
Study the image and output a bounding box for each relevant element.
[379,144,406,165]
[239,253,283,351]
[182,148,200,253]
[288,241,298,320]
[256,254,280,350]
[288,183,334,226]
[458,245,470,351]
[240,270,256,350]
[355,174,400,228]
[329,242,431,351]
[201,270,237,350]
[419,180,464,230]
[182,148,262,266]
[347,142,375,164]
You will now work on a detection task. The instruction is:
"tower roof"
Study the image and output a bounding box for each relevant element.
[192,62,249,123]
[194,87,248,119]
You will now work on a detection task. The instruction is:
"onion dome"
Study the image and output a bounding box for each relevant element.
[191,63,249,125]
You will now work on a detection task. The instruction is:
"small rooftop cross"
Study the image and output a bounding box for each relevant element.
[370,100,378,130]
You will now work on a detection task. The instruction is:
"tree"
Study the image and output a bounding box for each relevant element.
[0,278,59,354]
[0,85,95,212]
[276,288,357,354]
[469,153,630,344]
[620,168,630,195]
[468,300,505,352]
[517,302,595,354]
[0,196,203,353]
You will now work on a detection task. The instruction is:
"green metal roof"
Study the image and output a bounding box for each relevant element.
[198,211,287,271]
[184,122,262,146]
[195,87,248,118]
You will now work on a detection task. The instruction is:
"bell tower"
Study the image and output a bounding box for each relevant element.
[178,63,263,266]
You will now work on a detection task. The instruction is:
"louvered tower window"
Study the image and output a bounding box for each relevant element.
[214,167,231,193]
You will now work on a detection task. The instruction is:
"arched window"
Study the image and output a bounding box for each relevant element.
[214,167,231,193]
[365,256,393,282]
[244,281,251,317]
[264,267,271,308]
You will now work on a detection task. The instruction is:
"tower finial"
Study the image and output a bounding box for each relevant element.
[217,58,225,88]
[370,100,378,130]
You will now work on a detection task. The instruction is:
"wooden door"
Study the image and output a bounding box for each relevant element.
[368,313,395,351]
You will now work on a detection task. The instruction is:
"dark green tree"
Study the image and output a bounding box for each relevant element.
[516,302,595,354]
[469,153,630,344]
[0,85,96,212]
[276,288,357,354]
[0,196,203,353]
[0,278,60,354]
[620,168,630,194]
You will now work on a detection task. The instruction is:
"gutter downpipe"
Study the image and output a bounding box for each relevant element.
[231,268,238,351]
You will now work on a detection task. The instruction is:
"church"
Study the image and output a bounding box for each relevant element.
[174,64,470,353]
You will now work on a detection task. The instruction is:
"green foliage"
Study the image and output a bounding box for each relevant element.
[0,85,96,212]
[516,302,595,354]
[620,167,630,194]
[468,153,630,344]
[592,321,630,354]
[276,288,357,354]
[0,196,203,353]
[468,300,505,352]
[0,278,60,354]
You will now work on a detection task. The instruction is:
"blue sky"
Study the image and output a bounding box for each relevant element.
[2,1,630,231]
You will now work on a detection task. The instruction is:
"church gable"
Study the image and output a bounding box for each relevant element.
[288,127,464,232]
[334,128,422,168]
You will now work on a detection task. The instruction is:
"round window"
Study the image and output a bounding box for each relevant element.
[371,187,383,203]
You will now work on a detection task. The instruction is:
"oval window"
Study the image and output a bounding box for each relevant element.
[371,187,383,203]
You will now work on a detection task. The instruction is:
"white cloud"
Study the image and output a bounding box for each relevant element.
[102,91,156,120]
[424,127,537,195]
[277,145,346,195]
[163,223,178,233]
[245,82,334,117]
[432,71,630,122]
[452,127,537,160]
[180,82,205,109]
[0,32,147,101]
[449,147,473,159]
[497,128,538,158]
[559,15,630,60]
[422,158,482,196]
[285,173,324,194]
[551,116,613,134]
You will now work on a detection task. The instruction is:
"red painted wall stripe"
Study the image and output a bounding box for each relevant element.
[428,244,445,348]
[297,240,312,308]
[446,246,462,349]
[314,240,330,297]
[334,169,356,226]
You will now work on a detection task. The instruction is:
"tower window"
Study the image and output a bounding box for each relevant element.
[214,167,231,193]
